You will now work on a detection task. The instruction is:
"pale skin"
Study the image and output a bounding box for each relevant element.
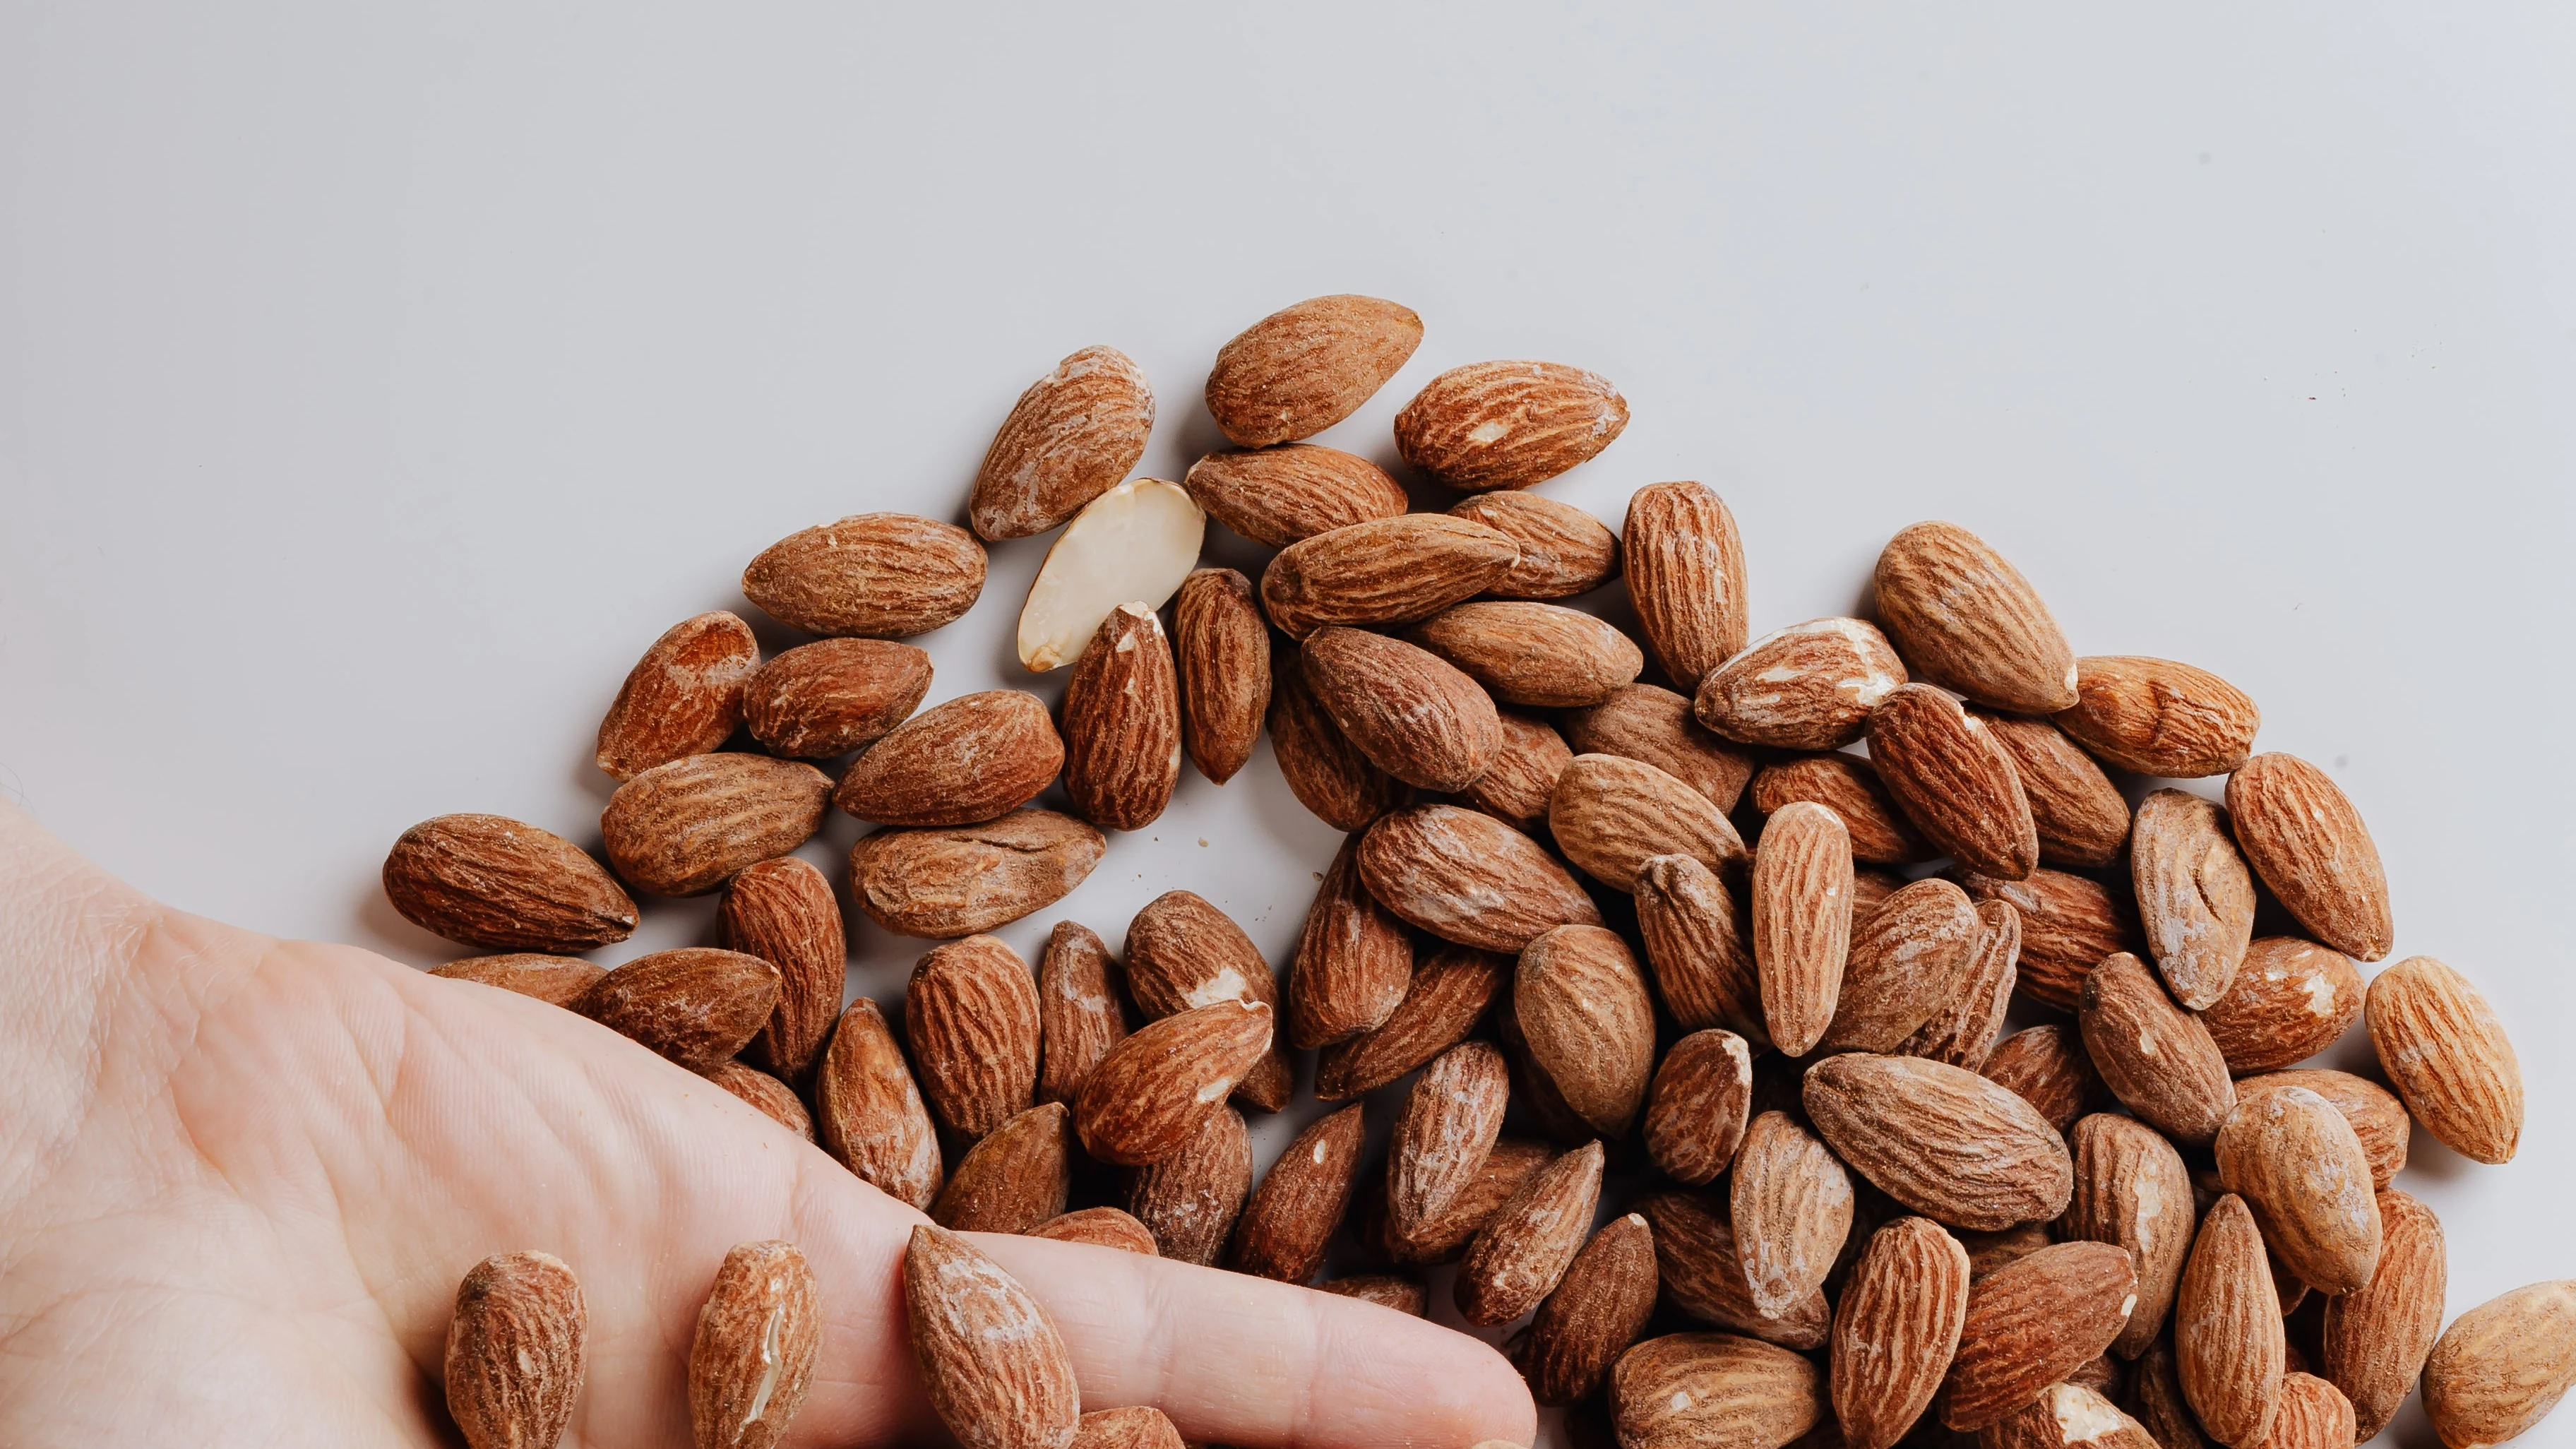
[0,800,1535,1448]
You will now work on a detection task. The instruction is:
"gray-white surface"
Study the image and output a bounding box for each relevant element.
[4,6,2571,1444]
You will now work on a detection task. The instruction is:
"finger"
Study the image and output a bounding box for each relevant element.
[975,1232,1537,1449]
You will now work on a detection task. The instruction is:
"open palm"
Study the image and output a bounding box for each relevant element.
[0,800,1533,1448]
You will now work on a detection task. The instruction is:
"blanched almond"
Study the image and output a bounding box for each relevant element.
[1016,478,1204,672]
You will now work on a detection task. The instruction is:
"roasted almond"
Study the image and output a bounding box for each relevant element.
[2128,789,2255,1010]
[1636,1190,1832,1349]
[1957,1223,2055,1282]
[2063,1112,2195,1359]
[1955,868,2142,1013]
[1357,803,1602,950]
[430,953,608,1007]
[1408,601,1644,708]
[848,808,1106,938]
[1824,876,1981,1055]
[1172,568,1270,785]
[1123,1102,1252,1265]
[1623,480,1751,688]
[1203,294,1421,446]
[1231,1103,1368,1283]
[902,1224,1081,1449]
[2198,936,2361,1077]
[720,857,847,1083]
[1287,835,1413,1049]
[1035,922,1127,1107]
[688,1240,821,1449]
[741,636,933,759]
[1461,710,1575,831]
[595,611,759,781]
[1060,603,1182,831]
[1643,1028,1755,1186]
[1976,1384,2159,1449]
[2420,1279,2576,1449]
[1802,1053,2073,1233]
[385,813,640,952]
[1386,1040,1512,1240]
[1749,801,1854,1055]
[2078,953,2235,1147]
[1522,1212,1659,1406]
[1731,1111,1853,1320]
[444,1251,588,1449]
[1265,636,1405,830]
[1868,684,2039,881]
[2364,955,2524,1164]
[2319,1188,2445,1440]
[933,1101,1075,1234]
[1318,1273,1428,1315]
[1562,681,1758,811]
[2235,1069,2409,1190]
[969,345,1155,541]
[1376,1137,1555,1266]
[1071,998,1273,1167]
[1611,1332,1825,1449]
[1749,753,1932,865]
[602,753,833,897]
[1183,444,1409,547]
[2174,1194,2286,1449]
[1514,924,1658,1138]
[1832,1216,1972,1449]
[1895,897,2021,1071]
[1450,491,1621,600]
[1030,1208,1160,1256]
[1260,513,1521,639]
[1635,853,1769,1046]
[575,948,780,1074]
[1395,359,1630,492]
[1457,1138,1606,1325]
[813,997,943,1209]
[1974,712,2130,869]
[835,690,1064,828]
[1940,1241,2138,1431]
[1873,521,2077,715]
[2223,753,2392,961]
[1301,625,1503,791]
[2258,1373,2354,1449]
[1981,1025,2109,1134]
[1015,477,1204,672]
[1695,619,1907,751]
[2133,1339,2214,1449]
[1068,1405,1185,1449]
[707,1061,815,1140]
[1551,751,1748,892]
[905,934,1042,1139]
[1313,941,1506,1101]
[1123,889,1293,1113]
[743,513,988,638]
[2055,657,2259,778]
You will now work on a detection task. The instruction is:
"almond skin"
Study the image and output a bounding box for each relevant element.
[1409,601,1644,708]
[1873,521,2078,715]
[385,813,640,952]
[1124,1103,1253,1265]
[1751,800,1856,1056]
[2128,789,2256,1010]
[1204,294,1421,446]
[1749,753,1932,864]
[741,636,933,759]
[1260,513,1522,638]
[444,1251,588,1449]
[2420,1280,2576,1449]
[1395,359,1630,491]
[1123,889,1293,1113]
[743,513,988,638]
[1731,1111,1853,1320]
[720,855,847,1083]
[595,611,759,781]
[933,1101,1075,1234]
[848,809,1106,938]
[1386,1040,1512,1240]
[1562,681,1758,811]
[1287,835,1414,1049]
[1357,803,1603,951]
[1895,897,2020,1071]
[1696,618,1907,750]
[1832,1216,1972,1449]
[688,1240,821,1449]
[1183,444,1409,546]
[1265,637,1405,830]
[1061,603,1183,831]
[1035,922,1126,1106]
[1301,626,1503,791]
[1461,710,1575,831]
[1172,568,1270,785]
[1551,751,1749,892]
[2063,1113,2196,1360]
[1457,1138,1606,1326]
[1825,876,1981,1055]
[1030,1208,1159,1256]
[602,753,833,897]
[1450,491,1621,600]
[1940,1241,2139,1431]
[1802,1053,2074,1233]
[430,953,608,1007]
[1231,1103,1367,1283]
[2078,952,2236,1147]
[2055,656,2259,778]
[1636,1191,1832,1349]
[1623,480,1751,687]
[2236,1069,2409,1189]
[836,690,1065,828]
[2175,1194,2286,1449]
[1956,868,2142,1013]
[1981,1024,2109,1134]
[813,997,943,1210]
[1974,712,2130,869]
[2365,955,2524,1164]
[903,1224,1082,1449]
[1072,998,1274,1167]
[2226,753,2392,961]
[707,1061,815,1140]
[1515,924,1657,1138]
[575,948,781,1074]
[1643,1028,1754,1186]
[1313,941,1505,1101]
[1522,1212,1658,1406]
[1068,1406,1185,1449]
[1611,1332,1825,1449]
[906,934,1042,1140]
[1635,853,1769,1045]
[2320,1189,2445,1440]
[2198,937,2361,1077]
[970,345,1155,541]
[1868,684,2040,881]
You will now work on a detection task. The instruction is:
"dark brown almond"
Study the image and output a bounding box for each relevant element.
[1036,922,1126,1106]
[688,1240,821,1449]
[1450,491,1621,600]
[1457,1139,1606,1326]
[1287,835,1413,1049]
[1395,359,1630,492]
[1260,513,1522,639]
[1982,1025,2109,1134]
[1940,1242,2139,1431]
[1265,637,1405,830]
[1409,602,1644,708]
[1895,898,2021,1071]
[1313,942,1506,1100]
[1072,999,1274,1167]
[2318,1189,2445,1441]
[1563,682,1758,811]
[1376,1138,1555,1266]
[905,934,1042,1140]
[1956,869,2142,1013]
[1231,1104,1368,1283]
[1635,853,1769,1045]
[1302,626,1503,791]
[1957,1223,2055,1282]
[385,814,640,953]
[2063,1113,2194,1359]
[2078,953,2236,1147]
[1183,444,1409,547]
[933,1101,1075,1234]
[1123,889,1292,1113]
[2236,1070,2409,1189]
[1974,712,2130,869]
[902,1224,1080,1449]
[1731,1112,1854,1319]
[1059,603,1182,831]
[1636,1191,1832,1349]
[1551,752,1748,892]
[1204,294,1421,447]
[2056,657,2259,778]
[575,948,780,1074]
[1460,710,1575,831]
[836,689,1064,828]
[1802,1054,2075,1233]
[1824,876,1981,1054]
[1124,1103,1252,1265]
[970,345,1155,541]
[1832,1216,1973,1449]
[429,953,607,1007]
[1030,1207,1159,1256]
[1696,619,1907,751]
[1068,1405,1185,1449]
[1173,568,1270,785]
[2365,955,2524,1165]
[1852,866,1907,915]
[2134,1339,2215,1449]
[707,1061,815,1141]
[1496,1001,1599,1148]
[2200,937,2361,1076]
[1623,480,1751,687]
[2129,789,2256,1010]
[741,636,933,759]
[595,611,758,781]
[2226,753,2392,961]
[1515,924,1657,1137]
[445,1251,588,1449]
[2174,1195,2285,1449]
[847,809,1106,938]
[602,753,833,898]
[813,997,943,1210]
[2214,1087,2382,1296]
[1386,1041,1512,1239]
[1873,521,2077,715]
[1868,684,2040,881]
[743,513,987,638]
[1357,803,1603,951]
[1751,800,1854,1056]
[1318,1273,1429,1316]
[1522,1212,1658,1406]
[1612,1332,1825,1449]
[720,855,846,1083]
[1749,753,1931,865]
[1643,1028,1755,1186]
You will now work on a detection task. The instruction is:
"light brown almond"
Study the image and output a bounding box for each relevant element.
[1977,1385,2159,1449]
[1265,636,1405,830]
[744,513,987,638]
[445,1251,588,1449]
[1124,1103,1252,1265]
[1357,803,1603,951]
[2215,1085,2383,1296]
[1611,1332,1824,1449]
[2056,657,2259,778]
[970,345,1155,541]
[1825,876,1981,1055]
[1832,1216,1972,1449]
[1551,752,1748,893]
[1260,513,1521,638]
[1373,1137,1555,1266]
[2223,753,2392,960]
[905,934,1042,1140]
[933,1101,1075,1234]
[813,997,943,1210]
[1386,1040,1511,1239]
[1643,1028,1755,1186]
[2175,1194,2286,1449]
[1522,1212,1658,1406]
[575,948,780,1074]
[837,690,1065,828]
[1635,853,1769,1046]
[1395,359,1630,492]
[596,611,759,782]
[2064,1113,2195,1359]
[1205,294,1421,446]
[1030,1208,1160,1256]
[1461,710,1575,831]
[602,753,833,898]
[1450,491,1621,600]
[2128,789,2256,1010]
[1515,924,1657,1138]
[2319,1188,2445,1440]
[1123,889,1292,1112]
[2366,955,2524,1164]
[1318,1273,1429,1315]
[1231,1103,1368,1284]
[1183,444,1408,547]
[2078,953,2235,1147]
[1172,568,1269,785]
[1974,712,2131,869]
[1563,681,1758,811]
[1895,898,2021,1071]
[1731,1111,1853,1319]
[1801,1053,2074,1233]
[1750,753,1931,865]
[1035,922,1127,1107]
[2199,937,2361,1077]
[1940,1241,2138,1431]
[1873,521,2077,715]
[1868,684,2040,881]
[1068,1405,1185,1449]
[1957,1223,2056,1282]
[1408,601,1644,708]
[741,636,933,759]
[1982,1025,2109,1134]
[848,809,1106,938]
[1748,801,1854,1056]
[2256,1374,2353,1449]
[1287,835,1414,1049]
[706,1061,815,1141]
[1457,1138,1607,1326]
[1496,1001,1599,1147]
[688,1240,820,1449]
[1313,941,1506,1101]
[2236,1069,2409,1190]
[430,953,607,1007]
[902,1224,1080,1449]
[1302,625,1503,791]
[720,856,846,1083]
[1623,480,1751,687]
[2421,1279,2576,1449]
[1071,998,1274,1167]
[386,814,640,952]
[1956,869,2143,1013]
[1061,603,1182,831]
[1637,1191,1832,1349]
[1696,619,1907,751]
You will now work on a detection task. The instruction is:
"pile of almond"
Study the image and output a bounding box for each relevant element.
[393,294,2572,1449]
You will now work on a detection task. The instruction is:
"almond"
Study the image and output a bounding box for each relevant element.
[1287,835,1414,1049]
[1515,924,1657,1138]
[1035,922,1127,1106]
[836,690,1065,828]
[1982,1025,2109,1134]
[2064,1113,2196,1359]
[1231,1103,1368,1283]
[1265,636,1405,829]
[444,1251,588,1449]
[848,809,1106,938]
[1357,803,1603,950]
[1612,1332,1824,1449]
[1183,444,1409,546]
[1260,513,1522,639]
[741,636,934,759]
[2224,754,2390,961]
[1408,602,1644,708]
[1551,751,1749,891]
[1856,868,1905,912]
[813,997,943,1209]
[1450,491,1621,600]
[1562,682,1758,811]
[1121,889,1292,1112]
[2134,1339,2215,1449]
[1696,619,1907,750]
[720,856,846,1083]
[575,948,781,1073]
[385,813,640,952]
[1124,1102,1252,1265]
[2235,1069,2409,1190]
[1395,359,1629,491]
[1978,1385,2159,1449]
[2078,953,2235,1147]
[1873,521,2077,715]
[2421,1279,2576,1449]
[1895,898,2021,1071]
[933,1102,1075,1234]
[1072,998,1274,1167]
[1386,1040,1512,1239]
[1825,877,1981,1055]
[2056,657,2259,778]
[2189,937,2355,1078]
[1801,1054,2073,1233]
[1832,1216,1972,1449]
[1643,1028,1755,1186]
[1496,1001,1599,1147]
[1868,684,2039,881]
[2319,1189,2445,1439]
[1172,568,1270,785]
[1623,480,1751,687]
[2364,955,2524,1164]
[2127,789,2256,1010]
[1068,1406,1185,1449]
[688,1240,820,1449]
[1301,626,1503,791]
[1318,1273,1429,1314]
[1462,710,1575,830]
[1061,602,1183,830]
[1637,1191,1832,1349]
[1731,1111,1854,1319]
[2175,1194,2286,1448]
[1017,477,1205,672]
[429,953,607,1006]
[1940,1241,2139,1431]
[1635,854,1769,1045]
[1974,712,2130,869]
[2258,1373,2353,1449]
[1522,1212,1659,1405]
[970,345,1155,540]
[1374,1137,1555,1266]
[595,611,759,781]
[1030,1208,1159,1256]
[1749,754,1931,866]
[1956,869,2142,1013]
[1746,801,1854,1055]
[903,1224,1081,1449]
[1958,1223,2055,1282]
[2215,1090,2383,1296]
[603,753,834,896]
[1204,294,1421,446]
[906,935,1042,1139]
[707,1061,815,1140]
[1313,941,1505,1101]
[743,512,989,638]
[1457,1138,1607,1325]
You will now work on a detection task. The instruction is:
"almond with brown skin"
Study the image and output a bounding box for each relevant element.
[1825,876,1982,1055]
[719,856,845,1083]
[2366,955,2524,1164]
[837,690,1065,828]
[2223,754,2391,960]
[595,611,759,782]
[1183,444,1409,546]
[1123,889,1292,1112]
[1551,752,1749,892]
[2195,937,2361,1077]
[2135,1339,2215,1449]
[1644,1028,1754,1186]
[1612,1332,1825,1449]
[1977,1385,2159,1449]
[1450,491,1621,600]
[2063,1113,2194,1360]
[1940,1241,2139,1431]
[1496,1001,1598,1147]
[1637,1191,1832,1349]
[1635,853,1769,1045]
[1522,1212,1658,1405]
[970,345,1155,541]
[386,814,640,952]
[1231,1104,1367,1283]
[813,997,943,1209]
[1563,682,1758,810]
[1408,601,1644,708]
[1748,801,1854,1056]
[688,1240,820,1449]
[744,513,988,638]
[1373,1137,1555,1266]
[707,1061,815,1140]
[1072,998,1274,1167]
[1313,941,1505,1100]
[2258,1374,2354,1449]
[2420,1279,2576,1449]
[2056,657,2259,778]
[430,953,607,1006]
[2215,1085,2382,1296]
[1260,513,1521,638]
[2175,1194,2285,1449]
[903,1224,1081,1449]
[445,1251,588,1449]
[1852,869,1905,915]
[1386,1040,1511,1240]
[1974,712,2130,869]
[1030,1208,1159,1256]
[2319,1189,2445,1440]
[2128,789,2255,1010]
[1832,1216,1972,1449]
[1287,836,1412,1049]
[1982,1025,2109,1134]
[1896,898,2020,1071]
[1068,1406,1185,1449]
[1956,869,2142,1013]
[1696,619,1907,750]
[1357,803,1602,950]
[1302,625,1503,791]
[1732,1112,1853,1319]
[1957,1223,2054,1282]
[2079,953,2235,1147]
[1868,684,2040,881]
[1319,1273,1429,1314]
[602,754,833,897]
[1515,924,1657,1137]
[1457,1138,1606,1326]
[1205,294,1421,446]
[575,948,780,1074]
[932,1101,1075,1234]
[1396,359,1630,491]
[1061,603,1182,831]
[1461,710,1574,831]
[2236,1069,2408,1189]
[1801,1054,2074,1233]
[848,809,1105,938]
[1172,568,1268,785]
[906,935,1042,1140]
[1124,1103,1251,1265]
[1750,754,1932,865]
[1623,480,1751,687]
[741,636,932,759]
[1035,922,1126,1107]
[1873,521,2077,715]
[1265,638,1405,830]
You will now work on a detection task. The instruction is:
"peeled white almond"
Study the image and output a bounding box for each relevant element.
[1018,478,1205,670]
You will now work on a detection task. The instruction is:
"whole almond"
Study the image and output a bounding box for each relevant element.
[1408,601,1644,708]
[1731,1111,1853,1320]
[1551,752,1749,892]
[1461,710,1575,830]
[1376,1137,1556,1266]
[1395,359,1630,492]
[1124,1103,1252,1265]
[1749,753,1932,864]
[1515,924,1657,1138]
[1069,1406,1186,1449]
[1123,889,1292,1112]
[1260,513,1521,638]
[2215,1087,2382,1296]
[1802,1053,2074,1233]
[1450,491,1621,600]
[1357,804,1603,951]
[1496,1001,1599,1147]
[386,813,640,952]
[2421,1280,2576,1449]
[720,856,846,1083]
[1030,1208,1159,1256]
[1868,684,2039,881]
[933,1101,1075,1234]
[2175,1194,2286,1449]
[848,808,1106,938]
[1982,1025,2109,1134]
[2056,657,2260,778]
[1872,521,2077,715]
[1172,568,1270,785]
[1015,477,1205,672]
[603,753,833,896]
[1183,444,1409,546]
[431,953,608,1007]
[2223,754,2392,961]
[2198,937,2361,1077]
[970,345,1155,541]
[1287,835,1414,1049]
[743,513,988,638]
[1825,876,1982,1054]
[2236,1069,2409,1190]
[1695,619,1907,750]
[1832,1216,1972,1449]
[1061,603,1182,831]
[2365,955,2524,1164]
[1974,712,2130,869]
[1035,922,1126,1107]
[1623,480,1751,687]
[1635,853,1769,1045]
[2319,1189,2445,1440]
[688,1240,820,1449]
[576,948,781,1073]
[1637,1190,1832,1349]
[1895,897,2021,1071]
[1611,1332,1825,1449]
[1265,636,1405,830]
[1386,1040,1512,1239]
[1940,1241,2139,1431]
[1749,801,1854,1055]
[1643,1028,1755,1186]
[813,997,943,1209]
[1457,1138,1606,1326]
[1301,625,1503,791]
[1853,866,1906,914]
[2258,1374,2354,1449]
[1562,681,1758,811]
[1522,1212,1659,1405]
[2128,789,2256,1010]
[741,636,934,759]
[2079,953,2235,1147]
[1313,941,1506,1101]
[1956,869,2142,1013]
[1232,1103,1368,1283]
[708,1061,815,1140]
[836,690,1065,828]
[906,934,1042,1139]
[1958,1223,2055,1282]
[2135,1339,2215,1449]
[1204,294,1421,446]
[1978,1385,2159,1449]
[1318,1273,1429,1315]
[444,1251,588,1449]
[1072,998,1274,1167]
[596,611,760,781]
[902,1224,1081,1449]
[2063,1113,2195,1359]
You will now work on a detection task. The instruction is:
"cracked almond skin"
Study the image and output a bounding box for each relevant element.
[741,636,933,759]
[386,813,640,953]
[813,997,943,1210]
[1750,753,1933,865]
[2055,656,2259,778]
[742,513,988,638]
[2320,1189,2445,1441]
[1824,876,1981,1055]
[1730,1112,1853,1320]
[1562,682,1758,811]
[2129,789,2255,1010]
[1386,1040,1512,1240]
[1123,890,1292,1112]
[1643,1028,1754,1186]
[1124,1102,1252,1265]
[602,753,834,897]
[1358,804,1602,951]
[906,934,1042,1140]
[1515,924,1658,1137]
[430,953,608,1007]
[1551,752,1748,892]
[595,610,759,782]
[1895,897,2020,1071]
[720,855,846,1084]
[2420,1279,2576,1449]
[688,1239,820,1449]
[1751,801,1854,1056]
[1030,1207,1159,1256]
[969,345,1155,541]
[1265,638,1405,830]
[1395,359,1630,492]
[1612,1332,1825,1449]
[1868,684,2040,881]
[1873,521,2077,715]
[1318,1273,1428,1316]
[1036,921,1126,1106]
[2078,952,2235,1147]
[1802,1054,2073,1233]
[849,808,1105,938]
[2063,1113,2193,1360]
[1204,294,1421,446]
[1069,1406,1186,1449]
[1635,853,1769,1046]
[1623,480,1751,688]
[1301,626,1502,792]
[1232,1104,1368,1283]
[1449,491,1621,599]
[444,1251,588,1449]
[1409,601,1644,708]
[1635,1191,1831,1349]
[2176,1194,2285,1449]
[1061,604,1182,832]
[1460,710,1574,831]
[1184,444,1409,547]
[1696,618,1907,751]
[2365,955,2524,1164]
[1976,1383,2159,1449]
[575,948,780,1074]
[1288,835,1413,1049]
[2225,753,2391,960]
[1940,1241,2138,1432]
[707,1061,813,1140]
[1313,942,1505,1101]
[1956,868,2142,1013]
[2216,1086,2383,1296]
[1260,513,1521,638]
[903,1224,1081,1449]
[1457,1138,1606,1327]
[1974,711,2130,869]
[1172,568,1270,785]
[932,1101,1075,1234]
[1521,1211,1657,1406]
[2198,937,2361,1077]
[836,689,1065,828]
[1071,998,1273,1167]
[1832,1216,1972,1449]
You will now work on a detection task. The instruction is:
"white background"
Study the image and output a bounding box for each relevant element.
[4,6,2572,1445]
